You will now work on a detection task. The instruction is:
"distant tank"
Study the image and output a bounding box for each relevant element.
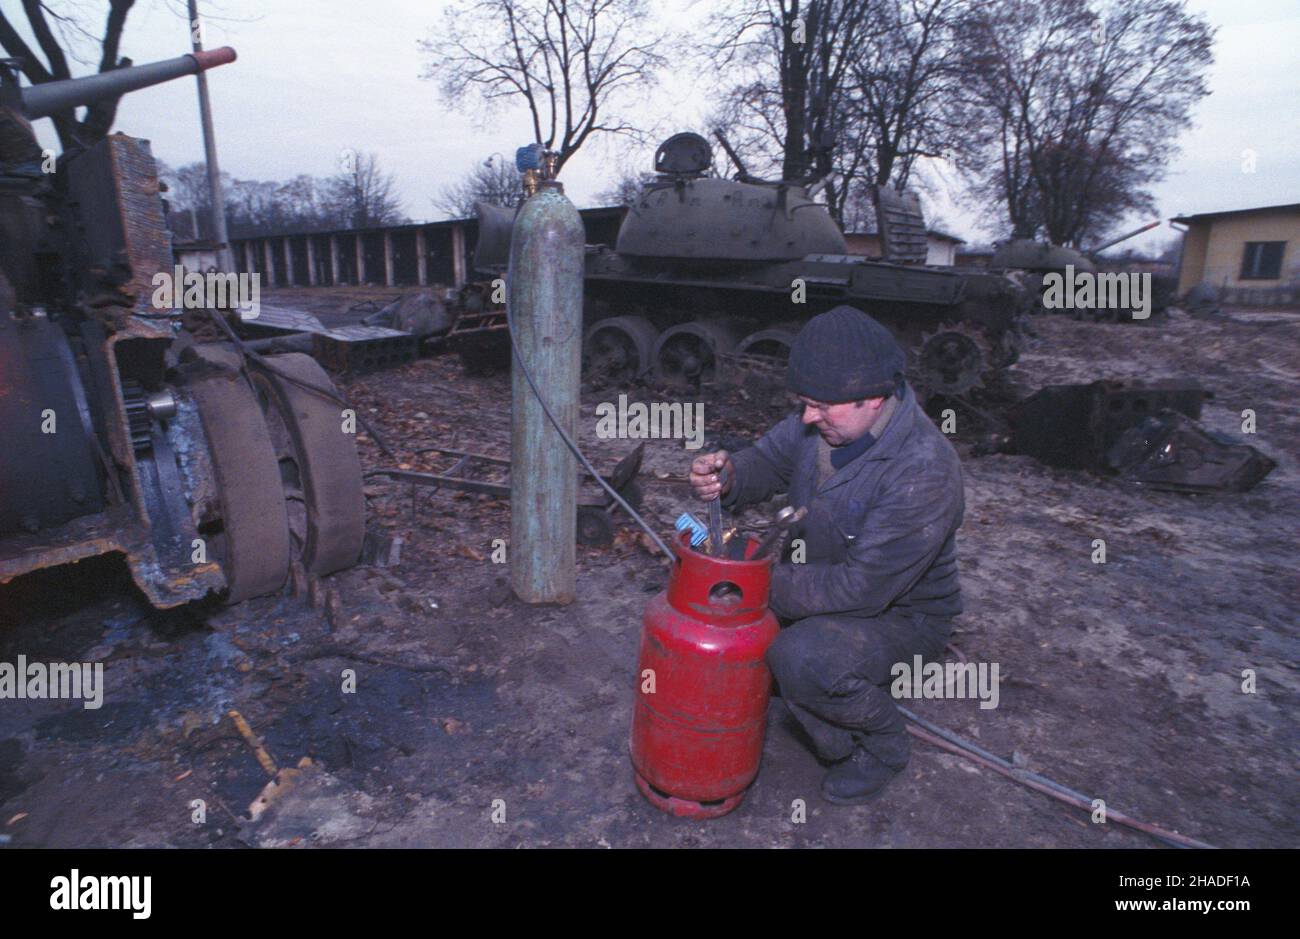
[474,132,1032,400]
[991,223,1174,322]
[991,239,1096,276]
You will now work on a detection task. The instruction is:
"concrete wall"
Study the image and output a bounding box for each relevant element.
[1177,207,1300,294]
[228,207,625,289]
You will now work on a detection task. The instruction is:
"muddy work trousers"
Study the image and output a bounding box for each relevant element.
[766,609,952,769]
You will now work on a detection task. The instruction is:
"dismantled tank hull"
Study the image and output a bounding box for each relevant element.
[998,379,1275,492]
[0,53,365,609]
[1006,380,1210,471]
[473,133,1031,401]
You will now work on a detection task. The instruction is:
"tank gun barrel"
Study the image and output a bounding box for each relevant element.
[1087,220,1161,255]
[711,127,823,190]
[713,129,753,182]
[18,48,236,121]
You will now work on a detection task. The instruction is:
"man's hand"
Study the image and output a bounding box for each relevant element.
[690,450,735,502]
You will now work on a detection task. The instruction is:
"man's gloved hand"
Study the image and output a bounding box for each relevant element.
[689,450,735,502]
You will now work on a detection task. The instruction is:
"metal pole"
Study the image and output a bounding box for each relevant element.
[187,0,232,272]
[509,181,584,603]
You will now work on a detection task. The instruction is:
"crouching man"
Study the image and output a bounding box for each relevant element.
[690,305,965,804]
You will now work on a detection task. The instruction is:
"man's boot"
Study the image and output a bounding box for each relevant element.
[820,745,905,805]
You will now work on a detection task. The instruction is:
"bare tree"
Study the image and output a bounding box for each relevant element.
[846,0,974,192]
[162,152,410,238]
[705,1,875,197]
[705,1,975,226]
[0,0,138,150]
[435,158,524,218]
[960,0,1214,245]
[326,150,406,229]
[420,0,670,175]
[594,166,648,206]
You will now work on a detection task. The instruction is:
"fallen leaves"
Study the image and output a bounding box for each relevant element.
[612,529,661,556]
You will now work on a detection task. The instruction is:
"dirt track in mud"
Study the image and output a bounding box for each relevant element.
[1,294,1296,848]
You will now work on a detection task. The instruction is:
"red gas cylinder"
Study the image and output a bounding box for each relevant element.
[629,532,780,818]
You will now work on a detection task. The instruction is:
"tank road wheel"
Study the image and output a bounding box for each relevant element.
[248,353,366,576]
[583,316,659,385]
[913,323,992,398]
[191,366,293,603]
[653,322,737,388]
[734,328,797,377]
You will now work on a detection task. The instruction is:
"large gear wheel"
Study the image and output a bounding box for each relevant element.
[913,323,993,398]
[247,353,366,577]
[189,353,293,603]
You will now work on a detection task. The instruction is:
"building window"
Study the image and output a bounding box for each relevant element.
[1239,241,1285,280]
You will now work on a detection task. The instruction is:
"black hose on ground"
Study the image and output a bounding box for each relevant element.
[899,705,1216,849]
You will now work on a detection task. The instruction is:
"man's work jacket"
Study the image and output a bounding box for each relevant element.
[722,385,964,622]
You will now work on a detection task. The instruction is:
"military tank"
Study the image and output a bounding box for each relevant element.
[991,222,1175,322]
[0,50,365,609]
[473,132,1032,401]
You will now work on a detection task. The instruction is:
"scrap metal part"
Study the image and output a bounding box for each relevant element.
[1107,411,1276,493]
[0,314,104,533]
[1008,380,1211,472]
[188,347,292,602]
[247,353,365,575]
[1002,379,1275,493]
[1,53,371,611]
[311,325,418,373]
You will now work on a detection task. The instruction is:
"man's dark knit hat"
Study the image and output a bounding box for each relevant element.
[786,305,906,402]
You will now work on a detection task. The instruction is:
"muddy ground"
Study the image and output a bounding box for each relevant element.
[1,291,1296,848]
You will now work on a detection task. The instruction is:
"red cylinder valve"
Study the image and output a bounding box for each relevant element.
[629,532,780,818]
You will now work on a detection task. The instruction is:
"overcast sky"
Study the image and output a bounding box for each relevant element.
[15,0,1300,254]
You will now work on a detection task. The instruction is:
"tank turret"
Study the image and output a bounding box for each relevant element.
[616,175,848,261]
[614,132,847,261]
[991,239,1095,274]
